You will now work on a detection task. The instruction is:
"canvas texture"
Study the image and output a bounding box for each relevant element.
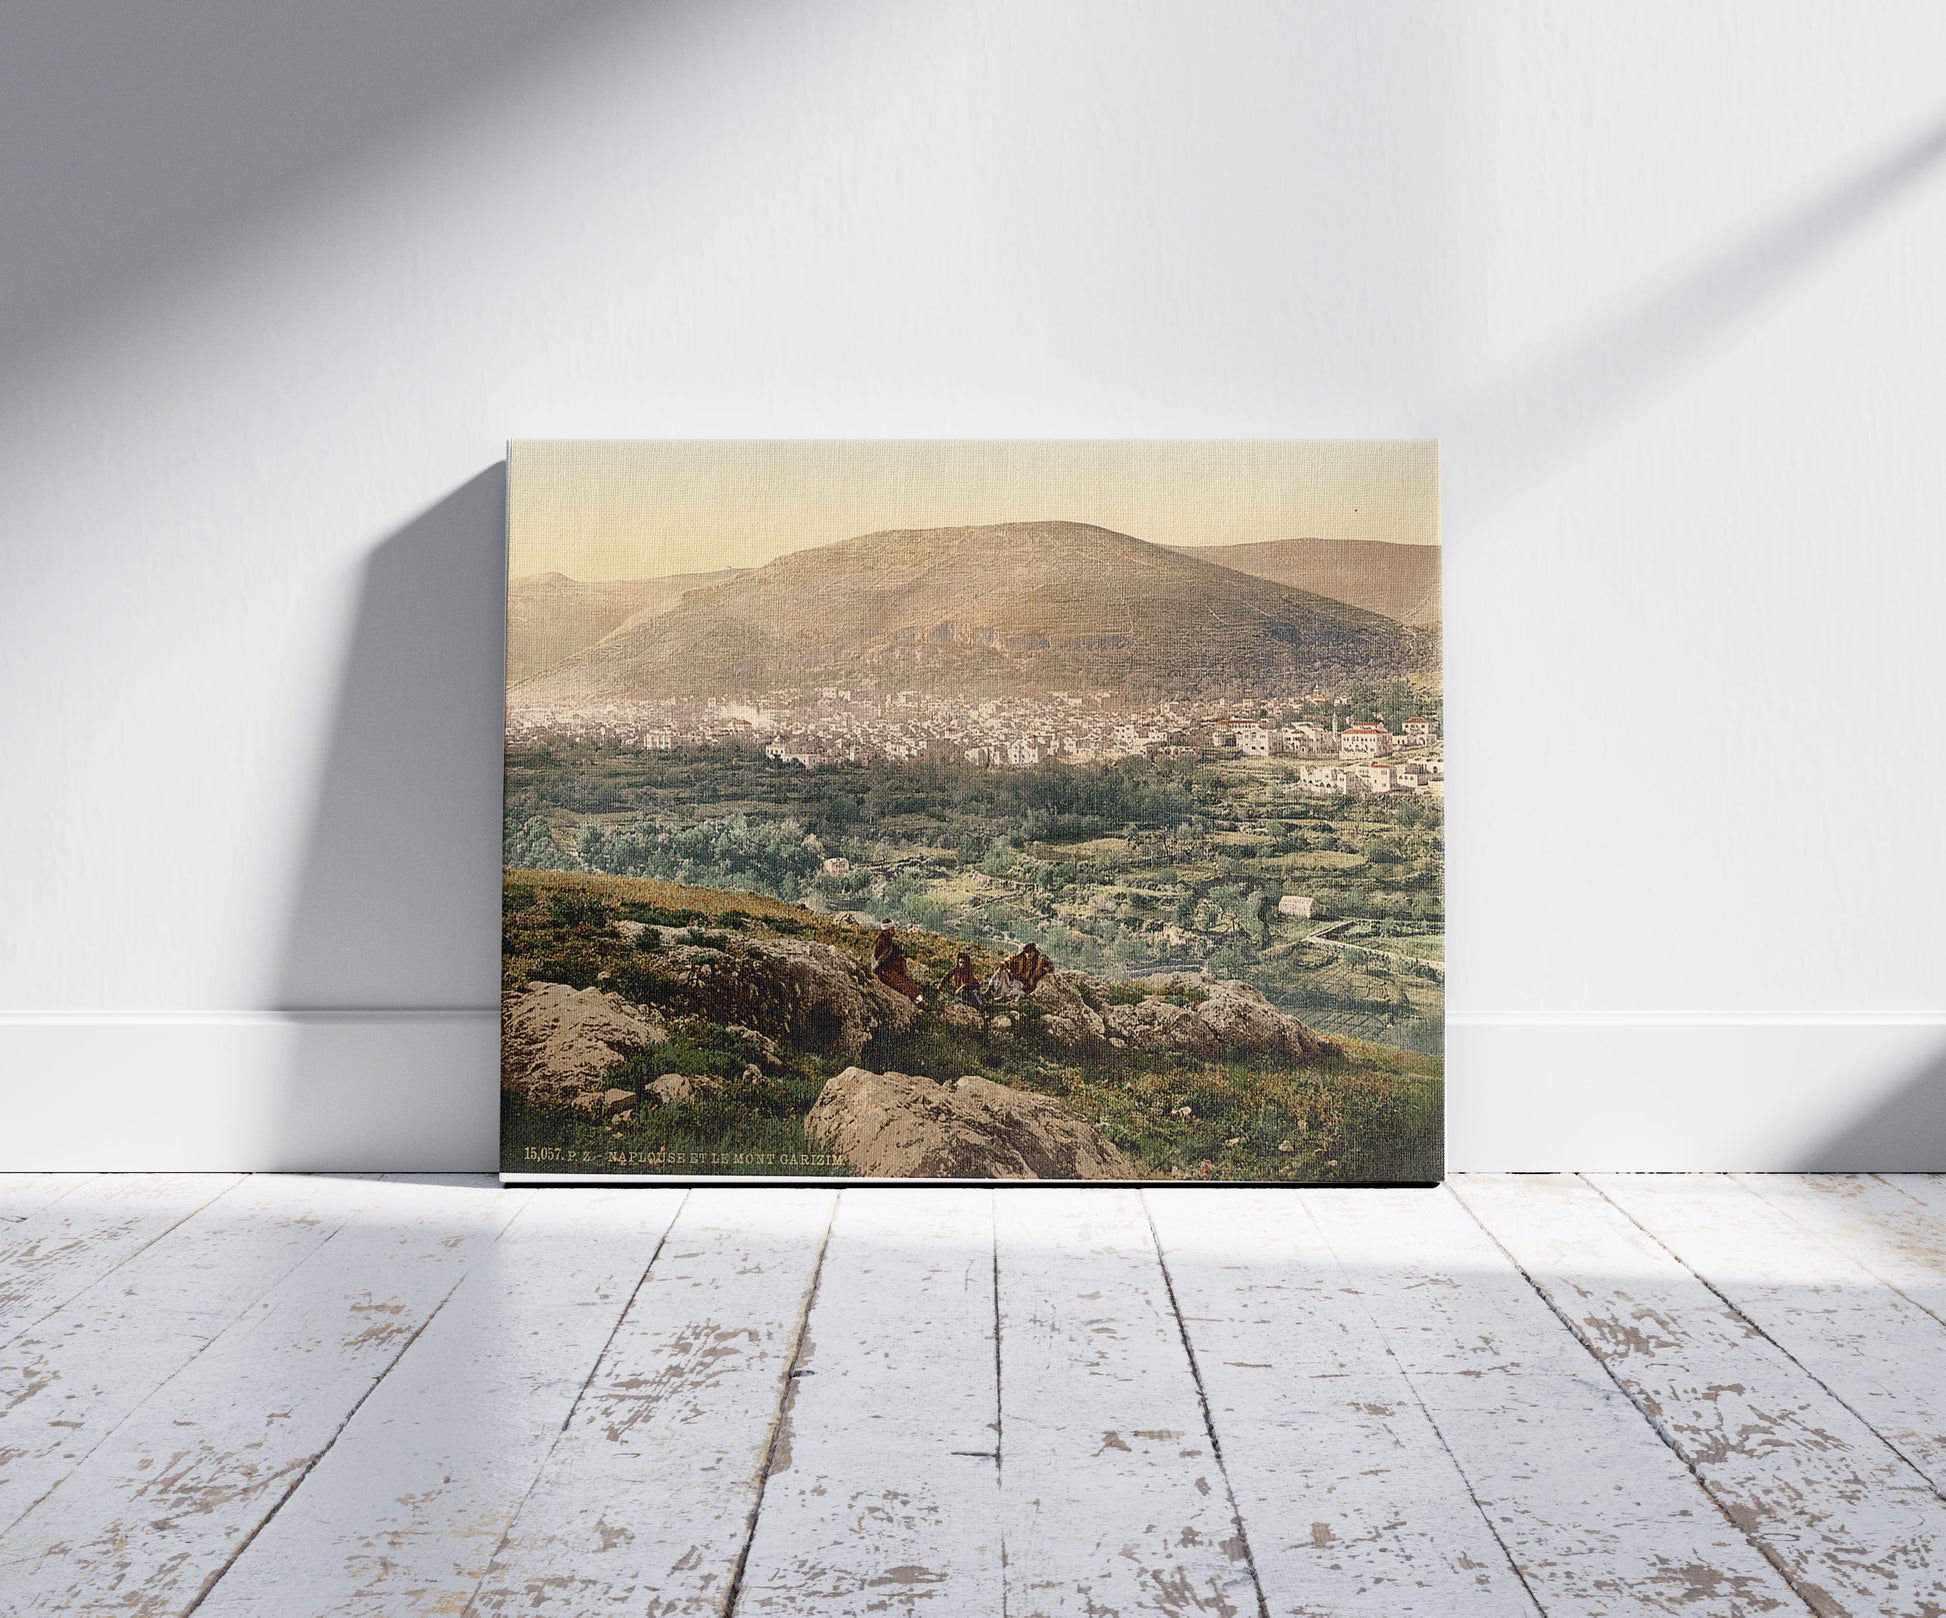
[500,440,1442,1183]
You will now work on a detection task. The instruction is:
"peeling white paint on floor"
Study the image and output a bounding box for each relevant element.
[0,1173,1940,1615]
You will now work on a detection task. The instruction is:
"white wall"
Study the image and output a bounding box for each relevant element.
[4,1,1943,1170]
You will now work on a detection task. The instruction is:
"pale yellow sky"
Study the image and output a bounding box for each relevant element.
[508,439,1438,581]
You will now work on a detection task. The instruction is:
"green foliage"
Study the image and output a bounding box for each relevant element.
[619,900,700,927]
[503,723,1444,1087]
[608,958,676,1004]
[527,949,605,990]
[579,812,822,902]
[981,845,1018,878]
[504,814,574,871]
[548,891,614,928]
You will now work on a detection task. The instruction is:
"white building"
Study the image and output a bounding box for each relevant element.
[1278,895,1319,919]
[1234,723,1272,757]
[1403,717,1439,746]
[1298,764,1359,794]
[1340,724,1393,758]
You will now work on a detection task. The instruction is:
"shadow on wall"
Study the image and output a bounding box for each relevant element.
[1448,110,1946,515]
[271,466,508,1171]
[1796,1045,1946,1173]
[0,0,643,376]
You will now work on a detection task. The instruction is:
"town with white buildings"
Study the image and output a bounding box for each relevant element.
[508,686,1443,798]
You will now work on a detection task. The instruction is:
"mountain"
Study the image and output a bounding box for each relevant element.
[508,521,1423,706]
[1168,538,1440,626]
[506,568,744,683]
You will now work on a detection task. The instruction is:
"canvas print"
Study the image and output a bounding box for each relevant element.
[501,440,1442,1183]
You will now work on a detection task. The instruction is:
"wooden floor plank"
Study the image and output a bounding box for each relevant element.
[0,1173,245,1347]
[1734,1176,1946,1322]
[191,1186,687,1618]
[464,1187,836,1616]
[1307,1186,1806,1616]
[732,1188,1003,1615]
[994,1187,1262,1618]
[11,1173,1937,1617]
[0,1175,406,1536]
[0,1174,96,1222]
[1458,1173,1946,1617]
[1878,1175,1946,1216]
[1594,1173,1946,1499]
[1147,1188,1539,1617]
[0,1175,526,1616]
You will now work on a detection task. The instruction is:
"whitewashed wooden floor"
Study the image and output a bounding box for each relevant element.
[2,1176,1944,1616]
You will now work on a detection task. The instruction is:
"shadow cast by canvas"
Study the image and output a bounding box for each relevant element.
[269,466,508,1169]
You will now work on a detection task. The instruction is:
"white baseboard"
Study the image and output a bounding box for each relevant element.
[1,1012,1941,1172]
[1447,1015,1946,1171]
[0,1012,500,1172]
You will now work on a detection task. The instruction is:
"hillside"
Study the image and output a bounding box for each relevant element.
[509,521,1422,706]
[1168,537,1440,625]
[506,568,743,683]
[499,869,1442,1184]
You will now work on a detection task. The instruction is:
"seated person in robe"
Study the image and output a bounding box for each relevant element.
[987,942,1053,1002]
[868,922,925,1004]
[1016,942,1054,989]
[941,952,986,1009]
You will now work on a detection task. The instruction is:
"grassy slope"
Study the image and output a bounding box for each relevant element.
[502,869,1442,1183]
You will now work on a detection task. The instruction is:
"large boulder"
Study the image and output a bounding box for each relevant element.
[1026,971,1109,1052]
[656,937,920,1058]
[501,982,665,1109]
[1104,980,1325,1062]
[1102,994,1223,1057]
[1195,981,1326,1061]
[806,1067,1134,1181]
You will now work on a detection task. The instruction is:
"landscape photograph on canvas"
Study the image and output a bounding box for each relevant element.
[501,440,1443,1183]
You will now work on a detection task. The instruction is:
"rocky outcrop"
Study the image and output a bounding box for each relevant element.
[652,936,921,1058]
[936,1000,985,1033]
[1011,970,1325,1063]
[501,981,666,1109]
[1026,971,1110,1052]
[1101,980,1325,1063]
[1195,980,1326,1060]
[805,1067,1135,1181]
[1099,994,1222,1057]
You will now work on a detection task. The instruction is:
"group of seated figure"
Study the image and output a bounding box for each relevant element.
[868,921,1053,1011]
